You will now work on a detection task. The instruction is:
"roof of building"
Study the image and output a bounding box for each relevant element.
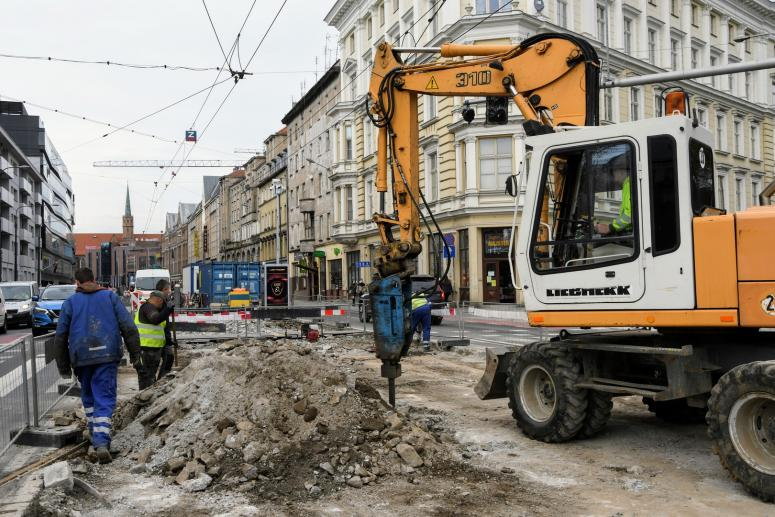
[281,62,340,124]
[73,233,162,256]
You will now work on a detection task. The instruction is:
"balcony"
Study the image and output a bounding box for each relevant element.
[18,227,34,244]
[17,205,33,220]
[19,177,32,195]
[0,189,12,206]
[18,256,35,270]
[299,198,315,214]
[0,217,13,234]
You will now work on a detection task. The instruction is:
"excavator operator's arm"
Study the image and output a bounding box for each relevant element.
[366,33,600,405]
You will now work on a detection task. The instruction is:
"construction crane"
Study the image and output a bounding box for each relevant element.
[366,33,775,502]
[93,160,245,168]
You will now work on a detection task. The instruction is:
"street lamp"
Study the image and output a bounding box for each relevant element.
[734,32,775,43]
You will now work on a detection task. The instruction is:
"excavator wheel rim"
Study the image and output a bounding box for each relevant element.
[518,364,557,423]
[729,391,775,476]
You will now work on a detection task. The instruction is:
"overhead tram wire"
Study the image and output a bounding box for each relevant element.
[0,52,222,72]
[451,0,514,43]
[201,0,231,65]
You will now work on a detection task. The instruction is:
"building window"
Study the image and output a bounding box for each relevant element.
[630,87,641,121]
[648,29,657,65]
[366,16,372,40]
[596,3,607,42]
[710,13,718,35]
[733,120,742,155]
[750,124,760,159]
[696,107,707,128]
[476,0,511,14]
[745,32,753,54]
[344,185,353,220]
[478,137,512,190]
[670,38,680,70]
[363,117,374,156]
[735,176,745,211]
[710,55,718,87]
[349,72,358,101]
[378,2,385,25]
[717,174,728,211]
[393,0,399,13]
[691,3,699,26]
[427,151,439,201]
[459,229,469,302]
[557,0,568,28]
[365,175,373,219]
[424,95,436,121]
[603,88,614,122]
[345,123,353,160]
[716,113,727,151]
[623,17,632,54]
[654,89,663,117]
[745,72,752,100]
[752,178,762,206]
[728,23,736,44]
[691,47,699,69]
[348,32,356,54]
[428,0,439,36]
[670,0,679,16]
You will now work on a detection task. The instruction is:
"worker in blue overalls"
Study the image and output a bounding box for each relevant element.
[410,293,432,352]
[55,267,140,463]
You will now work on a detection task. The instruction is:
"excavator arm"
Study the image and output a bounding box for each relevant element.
[366,33,600,405]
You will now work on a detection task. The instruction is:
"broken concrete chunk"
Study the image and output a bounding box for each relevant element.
[236,420,255,432]
[396,443,424,468]
[242,441,262,463]
[346,476,363,488]
[136,448,153,464]
[224,434,244,449]
[241,464,259,480]
[386,413,404,430]
[54,415,74,426]
[360,417,386,431]
[182,473,212,492]
[166,457,186,473]
[319,462,335,476]
[129,463,147,474]
[292,398,308,415]
[216,417,235,432]
[43,461,73,491]
[303,406,319,422]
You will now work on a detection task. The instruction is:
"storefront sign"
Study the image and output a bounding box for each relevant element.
[263,264,289,306]
[483,228,512,257]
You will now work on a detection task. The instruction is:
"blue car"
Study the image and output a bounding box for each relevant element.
[33,284,77,336]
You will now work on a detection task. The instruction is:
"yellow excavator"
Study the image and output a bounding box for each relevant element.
[366,33,775,501]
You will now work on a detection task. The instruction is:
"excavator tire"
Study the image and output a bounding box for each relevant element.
[707,361,775,503]
[643,397,706,424]
[506,341,588,443]
[578,391,613,439]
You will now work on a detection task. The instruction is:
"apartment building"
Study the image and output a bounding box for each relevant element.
[324,0,775,305]
[219,154,265,262]
[282,61,341,300]
[161,202,197,283]
[256,129,289,264]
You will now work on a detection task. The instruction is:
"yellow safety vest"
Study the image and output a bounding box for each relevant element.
[134,307,167,348]
[611,177,632,232]
[411,296,430,311]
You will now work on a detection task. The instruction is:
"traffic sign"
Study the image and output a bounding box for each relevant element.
[185,130,197,142]
[443,245,456,259]
[356,261,371,267]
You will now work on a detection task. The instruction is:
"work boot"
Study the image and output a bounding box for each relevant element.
[94,446,112,464]
[422,342,431,353]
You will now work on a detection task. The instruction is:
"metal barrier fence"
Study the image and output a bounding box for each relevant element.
[0,334,76,458]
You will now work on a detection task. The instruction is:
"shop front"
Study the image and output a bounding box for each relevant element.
[481,227,516,304]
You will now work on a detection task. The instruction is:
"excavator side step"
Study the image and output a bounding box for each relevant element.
[575,377,666,397]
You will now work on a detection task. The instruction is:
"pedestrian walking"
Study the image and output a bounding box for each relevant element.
[154,279,176,380]
[134,290,174,390]
[54,268,141,463]
[410,293,432,352]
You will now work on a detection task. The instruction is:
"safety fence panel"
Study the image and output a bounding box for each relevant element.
[32,333,76,424]
[0,337,30,457]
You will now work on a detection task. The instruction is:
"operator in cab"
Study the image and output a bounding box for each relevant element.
[410,293,432,353]
[593,154,633,259]
[134,290,173,390]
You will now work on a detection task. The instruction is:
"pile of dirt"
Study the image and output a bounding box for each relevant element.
[110,337,456,501]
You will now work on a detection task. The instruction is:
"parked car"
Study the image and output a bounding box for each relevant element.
[359,274,448,325]
[0,288,8,334]
[0,281,39,328]
[33,284,77,336]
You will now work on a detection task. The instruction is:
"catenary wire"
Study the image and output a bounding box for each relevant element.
[201,0,231,66]
[0,52,223,72]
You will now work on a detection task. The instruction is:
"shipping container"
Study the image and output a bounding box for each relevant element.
[189,261,261,307]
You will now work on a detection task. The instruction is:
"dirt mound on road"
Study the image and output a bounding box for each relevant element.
[112,338,454,501]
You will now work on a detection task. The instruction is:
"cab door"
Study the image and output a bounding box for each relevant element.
[526,138,645,306]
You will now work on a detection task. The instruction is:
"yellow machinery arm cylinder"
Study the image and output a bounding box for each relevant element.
[376,126,388,192]
[440,43,515,57]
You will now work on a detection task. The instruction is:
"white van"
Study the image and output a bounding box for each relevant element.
[0,281,38,328]
[130,269,170,311]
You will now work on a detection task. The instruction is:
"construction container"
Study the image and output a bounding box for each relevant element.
[189,261,262,307]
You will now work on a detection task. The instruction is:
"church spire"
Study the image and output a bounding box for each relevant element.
[125,184,132,216]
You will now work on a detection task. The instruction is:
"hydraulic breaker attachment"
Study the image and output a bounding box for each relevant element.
[369,273,413,406]
[474,347,519,400]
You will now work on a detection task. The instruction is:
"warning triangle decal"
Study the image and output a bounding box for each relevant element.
[426,76,439,90]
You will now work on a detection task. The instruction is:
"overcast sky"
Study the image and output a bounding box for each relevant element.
[1,1,337,234]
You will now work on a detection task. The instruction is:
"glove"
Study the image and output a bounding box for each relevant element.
[166,298,175,309]
[131,355,144,370]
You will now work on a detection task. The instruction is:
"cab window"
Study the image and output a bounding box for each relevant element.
[531,141,638,273]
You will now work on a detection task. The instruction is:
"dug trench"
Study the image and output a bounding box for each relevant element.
[29,334,561,516]
[29,331,773,515]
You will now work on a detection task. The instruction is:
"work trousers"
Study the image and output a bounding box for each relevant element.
[136,347,163,390]
[410,304,432,343]
[75,362,118,448]
[157,345,174,380]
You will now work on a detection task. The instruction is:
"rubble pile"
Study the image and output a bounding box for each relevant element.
[112,337,451,500]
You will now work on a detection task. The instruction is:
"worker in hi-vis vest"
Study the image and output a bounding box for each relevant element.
[410,293,432,352]
[595,164,632,236]
[134,290,173,390]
